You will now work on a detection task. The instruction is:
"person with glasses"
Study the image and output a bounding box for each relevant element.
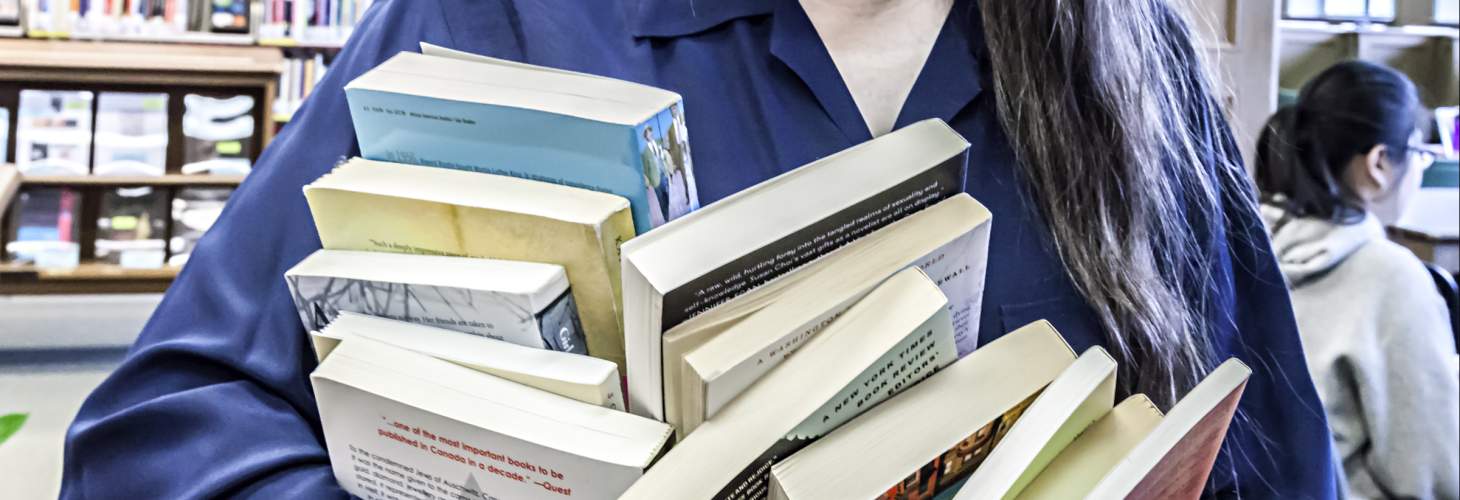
[1257,60,1458,500]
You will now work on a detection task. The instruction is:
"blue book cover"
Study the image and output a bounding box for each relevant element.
[345,52,701,233]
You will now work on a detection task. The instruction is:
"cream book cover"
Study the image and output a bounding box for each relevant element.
[303,158,636,369]
[312,312,623,410]
[311,337,670,500]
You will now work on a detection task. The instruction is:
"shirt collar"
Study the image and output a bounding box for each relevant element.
[627,0,775,38]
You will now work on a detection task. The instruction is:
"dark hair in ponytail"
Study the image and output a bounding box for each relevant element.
[978,0,1246,409]
[1256,61,1422,223]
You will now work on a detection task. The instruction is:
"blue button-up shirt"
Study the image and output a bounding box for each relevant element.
[61,0,1339,498]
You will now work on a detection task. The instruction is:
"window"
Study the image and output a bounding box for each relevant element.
[1437,0,1459,24]
[1285,0,1398,21]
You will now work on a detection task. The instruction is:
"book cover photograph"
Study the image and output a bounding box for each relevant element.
[636,103,700,226]
[878,393,1039,500]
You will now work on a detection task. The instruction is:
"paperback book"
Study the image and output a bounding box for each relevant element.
[623,118,970,419]
[619,268,957,500]
[15,90,93,177]
[346,50,697,233]
[313,312,621,410]
[668,193,991,436]
[312,336,670,500]
[287,249,588,353]
[766,321,1078,500]
[93,92,169,177]
[303,158,635,369]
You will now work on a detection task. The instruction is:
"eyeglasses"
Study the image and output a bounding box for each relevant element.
[1408,143,1441,171]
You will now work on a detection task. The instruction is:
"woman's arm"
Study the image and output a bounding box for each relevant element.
[58,2,458,497]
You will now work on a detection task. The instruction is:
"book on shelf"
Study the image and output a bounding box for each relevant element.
[766,320,1078,500]
[15,90,94,177]
[0,163,17,219]
[1013,359,1251,500]
[311,335,670,500]
[622,117,969,420]
[668,193,991,437]
[275,53,330,121]
[27,0,246,39]
[1,107,9,164]
[303,157,636,370]
[286,249,589,354]
[619,267,959,500]
[168,187,232,266]
[0,0,18,26]
[345,50,699,233]
[258,0,374,45]
[1437,106,1458,157]
[93,92,169,177]
[181,94,255,175]
[312,312,622,410]
[5,187,80,268]
[95,186,168,269]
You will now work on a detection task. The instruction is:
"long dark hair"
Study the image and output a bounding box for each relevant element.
[978,0,1247,408]
[1256,61,1422,223]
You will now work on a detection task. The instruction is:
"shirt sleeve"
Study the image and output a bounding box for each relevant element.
[1355,263,1460,500]
[58,2,457,498]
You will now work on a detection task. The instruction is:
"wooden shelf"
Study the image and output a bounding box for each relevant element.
[62,31,257,46]
[258,38,345,50]
[0,263,179,294]
[21,174,246,187]
[0,38,284,86]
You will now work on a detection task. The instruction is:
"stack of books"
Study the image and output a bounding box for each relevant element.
[295,47,1252,500]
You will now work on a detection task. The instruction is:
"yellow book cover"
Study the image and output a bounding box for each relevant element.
[303,158,636,369]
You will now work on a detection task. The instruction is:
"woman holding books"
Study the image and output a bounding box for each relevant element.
[61,0,1341,498]
[1256,61,1459,500]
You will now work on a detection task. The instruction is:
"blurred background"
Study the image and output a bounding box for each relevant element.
[0,0,1455,498]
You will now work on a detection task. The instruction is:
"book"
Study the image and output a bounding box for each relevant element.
[303,157,636,369]
[670,193,991,436]
[311,312,621,410]
[623,118,969,419]
[168,187,232,266]
[15,90,94,177]
[1014,396,1164,500]
[286,249,588,353]
[766,320,1078,500]
[345,51,697,233]
[952,347,1118,499]
[4,187,80,268]
[94,186,169,269]
[311,336,670,500]
[0,164,18,221]
[93,92,169,177]
[1,107,9,164]
[181,94,254,176]
[1076,359,1250,500]
[618,267,959,500]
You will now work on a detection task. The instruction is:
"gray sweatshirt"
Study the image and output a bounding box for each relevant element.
[1262,204,1459,500]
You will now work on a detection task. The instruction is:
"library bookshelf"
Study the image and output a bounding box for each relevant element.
[1,39,279,295]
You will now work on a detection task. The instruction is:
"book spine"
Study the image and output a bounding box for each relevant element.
[714,310,958,500]
[656,151,967,332]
